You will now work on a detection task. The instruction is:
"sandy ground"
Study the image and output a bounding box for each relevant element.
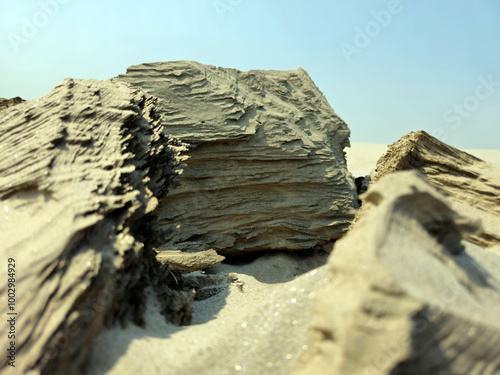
[84,252,330,375]
[84,142,500,375]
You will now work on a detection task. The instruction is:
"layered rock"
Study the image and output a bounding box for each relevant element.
[372,130,500,216]
[295,171,500,375]
[0,79,187,375]
[0,96,25,111]
[114,61,358,255]
[368,131,500,248]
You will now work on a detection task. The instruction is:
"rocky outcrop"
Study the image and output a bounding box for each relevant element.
[114,61,358,255]
[372,130,500,216]
[295,171,500,375]
[370,130,500,248]
[0,96,25,111]
[0,79,188,375]
[10,64,499,375]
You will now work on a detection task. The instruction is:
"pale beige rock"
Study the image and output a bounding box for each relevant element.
[0,96,24,111]
[156,249,225,271]
[369,130,500,248]
[372,130,500,216]
[114,61,358,255]
[0,79,187,375]
[295,171,500,375]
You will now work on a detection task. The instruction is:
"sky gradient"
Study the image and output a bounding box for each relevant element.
[1,0,499,149]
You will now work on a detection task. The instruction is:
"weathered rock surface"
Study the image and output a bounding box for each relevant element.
[370,130,500,248]
[156,249,225,271]
[295,171,500,375]
[0,96,25,111]
[114,61,358,255]
[0,79,188,375]
[372,130,500,216]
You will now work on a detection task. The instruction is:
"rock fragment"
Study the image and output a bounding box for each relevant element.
[370,130,500,248]
[156,249,225,271]
[372,130,500,216]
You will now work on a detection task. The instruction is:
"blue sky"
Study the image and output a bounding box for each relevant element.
[1,0,499,148]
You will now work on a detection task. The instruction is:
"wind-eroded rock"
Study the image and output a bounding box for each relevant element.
[115,61,358,255]
[0,97,25,111]
[0,79,187,375]
[370,130,500,248]
[372,130,500,216]
[295,171,500,375]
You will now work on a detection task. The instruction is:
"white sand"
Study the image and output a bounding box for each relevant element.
[84,252,330,375]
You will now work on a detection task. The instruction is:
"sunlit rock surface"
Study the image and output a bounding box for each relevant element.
[115,61,358,255]
[371,130,500,248]
[0,79,187,375]
[295,171,500,375]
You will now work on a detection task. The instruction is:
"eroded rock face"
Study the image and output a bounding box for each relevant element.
[114,61,358,255]
[0,79,187,375]
[0,97,25,111]
[295,171,500,375]
[370,130,500,248]
[372,130,500,216]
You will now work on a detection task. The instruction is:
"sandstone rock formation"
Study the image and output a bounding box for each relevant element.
[295,171,500,375]
[372,130,500,215]
[0,79,189,375]
[370,130,500,248]
[0,96,25,111]
[114,61,358,255]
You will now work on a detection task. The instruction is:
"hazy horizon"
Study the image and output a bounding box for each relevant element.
[1,0,499,149]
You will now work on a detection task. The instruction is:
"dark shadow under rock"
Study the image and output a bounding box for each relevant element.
[355,175,371,205]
